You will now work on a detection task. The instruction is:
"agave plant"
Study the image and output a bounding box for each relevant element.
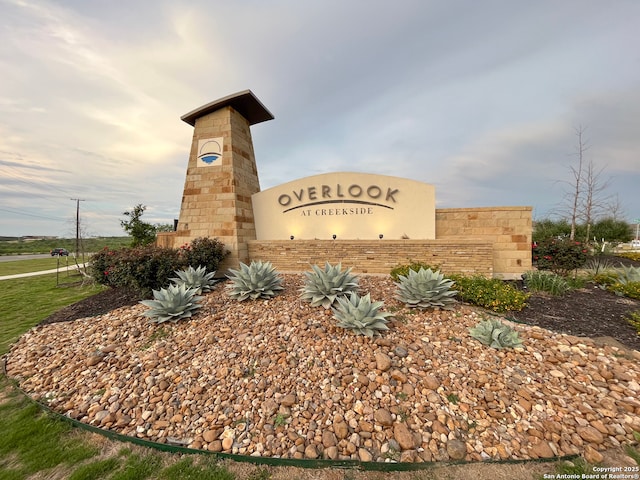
[615,264,640,285]
[170,265,219,294]
[226,260,284,301]
[394,267,457,310]
[299,262,359,309]
[583,256,616,275]
[469,318,523,349]
[333,292,393,337]
[139,284,203,324]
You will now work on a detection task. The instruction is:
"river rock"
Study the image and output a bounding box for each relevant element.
[530,441,554,458]
[577,426,605,444]
[374,408,393,426]
[358,448,373,462]
[424,374,439,390]
[394,422,416,450]
[446,439,467,460]
[304,444,318,459]
[375,351,392,371]
[583,445,604,464]
[322,430,337,447]
[334,421,349,439]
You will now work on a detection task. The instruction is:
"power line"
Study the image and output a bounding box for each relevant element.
[0,207,66,221]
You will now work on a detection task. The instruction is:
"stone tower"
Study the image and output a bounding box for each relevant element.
[170,90,274,272]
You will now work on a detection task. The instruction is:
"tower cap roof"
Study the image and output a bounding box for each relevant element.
[181,90,274,126]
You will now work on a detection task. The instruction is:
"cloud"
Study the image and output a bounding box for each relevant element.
[1,0,639,237]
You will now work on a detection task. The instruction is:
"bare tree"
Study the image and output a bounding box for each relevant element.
[554,126,614,243]
[606,194,627,221]
[567,126,587,241]
[580,159,611,242]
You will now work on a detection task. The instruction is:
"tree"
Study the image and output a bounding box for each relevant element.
[120,204,157,247]
[591,217,633,243]
[605,194,627,221]
[155,223,175,233]
[556,126,613,243]
[566,126,586,241]
[580,159,611,242]
[532,218,571,242]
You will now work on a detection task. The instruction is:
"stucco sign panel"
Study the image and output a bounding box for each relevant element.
[252,172,435,240]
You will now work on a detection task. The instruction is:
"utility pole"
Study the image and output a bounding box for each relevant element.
[70,198,85,257]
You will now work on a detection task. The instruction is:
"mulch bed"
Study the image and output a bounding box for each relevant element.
[40,256,640,352]
[510,286,640,351]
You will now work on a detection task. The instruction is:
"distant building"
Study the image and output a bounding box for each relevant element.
[20,236,58,242]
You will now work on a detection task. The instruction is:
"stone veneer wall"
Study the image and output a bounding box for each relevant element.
[435,206,532,279]
[247,240,493,276]
[245,206,531,278]
[160,199,531,278]
[168,106,260,271]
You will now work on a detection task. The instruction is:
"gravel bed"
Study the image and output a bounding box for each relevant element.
[6,275,640,464]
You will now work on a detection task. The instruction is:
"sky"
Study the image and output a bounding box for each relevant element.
[1,0,639,238]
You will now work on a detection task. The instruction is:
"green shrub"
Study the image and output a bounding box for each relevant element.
[89,246,115,285]
[523,270,569,296]
[140,284,202,323]
[90,245,185,295]
[332,292,392,337]
[227,260,284,301]
[590,271,618,287]
[469,318,523,349]
[450,274,530,313]
[532,219,571,243]
[394,267,457,310]
[532,238,589,276]
[565,275,587,289]
[178,237,229,273]
[299,262,359,309]
[607,282,640,300]
[90,237,228,297]
[390,262,440,281]
[618,252,640,262]
[626,311,640,335]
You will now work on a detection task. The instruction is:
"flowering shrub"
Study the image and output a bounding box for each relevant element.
[618,252,640,262]
[590,271,618,287]
[448,274,530,313]
[626,311,640,335]
[532,238,589,276]
[608,282,640,300]
[90,246,114,285]
[90,237,228,297]
[90,245,184,295]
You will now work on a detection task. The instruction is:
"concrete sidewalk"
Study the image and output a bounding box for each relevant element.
[0,263,89,281]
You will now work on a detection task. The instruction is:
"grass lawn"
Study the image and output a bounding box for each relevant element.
[0,237,131,256]
[0,273,104,356]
